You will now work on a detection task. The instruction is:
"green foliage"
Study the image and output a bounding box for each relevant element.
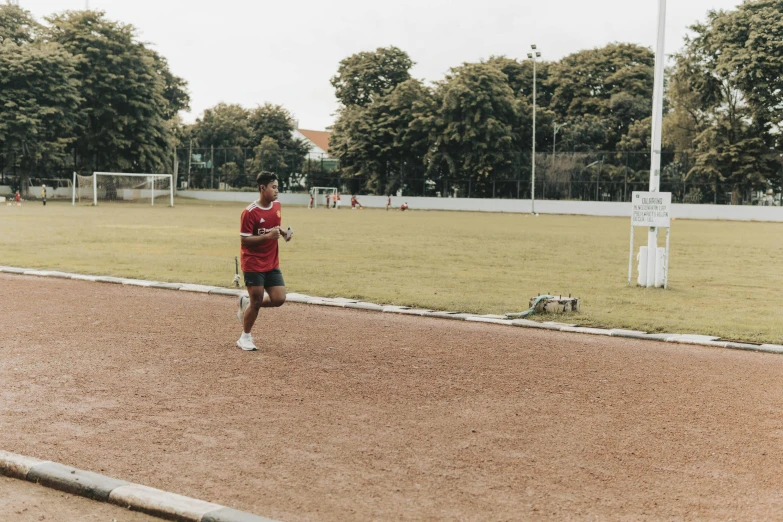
[427,63,521,180]
[672,2,783,193]
[331,46,413,107]
[45,10,188,173]
[0,4,40,45]
[331,79,433,194]
[192,103,251,148]
[548,43,654,149]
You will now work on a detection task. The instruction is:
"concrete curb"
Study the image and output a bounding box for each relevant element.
[0,450,278,522]
[2,265,782,356]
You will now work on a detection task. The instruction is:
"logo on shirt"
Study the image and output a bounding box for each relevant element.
[276,210,281,218]
[259,218,265,223]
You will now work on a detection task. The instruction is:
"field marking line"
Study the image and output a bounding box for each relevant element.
[1,265,782,356]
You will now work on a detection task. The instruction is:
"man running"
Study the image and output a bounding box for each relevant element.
[236,172,293,351]
[386,195,391,211]
[41,184,47,206]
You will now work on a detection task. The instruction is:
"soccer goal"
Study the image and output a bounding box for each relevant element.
[72,172,174,207]
[310,186,337,208]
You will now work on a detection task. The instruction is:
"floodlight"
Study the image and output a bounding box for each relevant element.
[531,44,537,50]
[536,52,541,58]
[527,53,533,59]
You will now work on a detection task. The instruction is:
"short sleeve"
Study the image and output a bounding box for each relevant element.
[240,209,253,237]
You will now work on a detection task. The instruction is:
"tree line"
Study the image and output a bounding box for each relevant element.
[330,1,783,199]
[3,1,782,201]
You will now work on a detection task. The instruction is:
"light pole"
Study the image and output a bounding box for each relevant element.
[645,0,667,287]
[527,46,541,215]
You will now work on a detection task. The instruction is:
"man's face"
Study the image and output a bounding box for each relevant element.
[260,181,279,201]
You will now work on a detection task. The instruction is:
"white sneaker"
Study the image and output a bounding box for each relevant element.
[236,333,257,351]
[237,295,249,323]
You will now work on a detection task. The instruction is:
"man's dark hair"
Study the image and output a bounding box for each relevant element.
[256,171,277,188]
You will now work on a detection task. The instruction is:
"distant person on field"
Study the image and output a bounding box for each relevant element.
[309,194,314,209]
[386,195,391,211]
[41,184,47,206]
[400,202,409,211]
[335,192,341,209]
[326,193,331,209]
[235,172,294,352]
[15,190,20,206]
[351,195,360,209]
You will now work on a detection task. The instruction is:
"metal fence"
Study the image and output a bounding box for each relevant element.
[3,148,782,205]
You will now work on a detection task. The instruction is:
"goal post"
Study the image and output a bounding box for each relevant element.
[73,172,174,207]
[310,186,338,208]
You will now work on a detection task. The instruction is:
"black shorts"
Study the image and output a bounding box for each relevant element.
[244,268,285,288]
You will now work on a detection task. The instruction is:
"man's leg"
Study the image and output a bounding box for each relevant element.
[242,285,266,334]
[263,286,286,308]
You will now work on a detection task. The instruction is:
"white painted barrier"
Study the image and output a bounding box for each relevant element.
[178,190,783,222]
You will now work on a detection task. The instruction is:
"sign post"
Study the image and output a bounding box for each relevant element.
[629,191,672,288]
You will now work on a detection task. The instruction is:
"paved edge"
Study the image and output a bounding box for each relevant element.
[1,265,781,356]
[0,450,278,522]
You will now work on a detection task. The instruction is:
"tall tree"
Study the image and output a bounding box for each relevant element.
[191,103,251,148]
[248,103,308,155]
[548,43,654,149]
[330,79,434,194]
[46,10,186,173]
[0,3,40,45]
[426,63,521,185]
[674,3,783,196]
[331,46,413,107]
[0,40,82,174]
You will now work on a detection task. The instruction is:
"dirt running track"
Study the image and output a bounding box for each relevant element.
[2,273,783,521]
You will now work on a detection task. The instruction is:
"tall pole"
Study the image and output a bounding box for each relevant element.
[532,56,536,214]
[646,0,667,287]
[528,46,541,214]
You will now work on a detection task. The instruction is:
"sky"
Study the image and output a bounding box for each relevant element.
[19,0,742,131]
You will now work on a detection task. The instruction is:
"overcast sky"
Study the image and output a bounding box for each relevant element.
[21,0,741,130]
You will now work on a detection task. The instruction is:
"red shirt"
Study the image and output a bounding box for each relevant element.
[240,200,282,273]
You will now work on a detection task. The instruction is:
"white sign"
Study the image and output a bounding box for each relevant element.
[632,191,671,227]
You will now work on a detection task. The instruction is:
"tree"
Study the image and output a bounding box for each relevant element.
[331,46,413,107]
[246,136,287,176]
[248,103,300,150]
[192,103,251,148]
[673,3,783,196]
[46,10,185,173]
[330,79,433,194]
[548,43,654,149]
[426,63,521,189]
[0,40,82,177]
[0,4,40,45]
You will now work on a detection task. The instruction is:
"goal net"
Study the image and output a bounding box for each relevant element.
[72,172,174,206]
[310,186,337,208]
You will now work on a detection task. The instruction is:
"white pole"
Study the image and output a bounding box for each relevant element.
[93,172,97,206]
[628,224,635,286]
[664,227,671,289]
[151,176,154,206]
[170,175,174,207]
[646,0,667,287]
[72,172,76,206]
[531,56,537,215]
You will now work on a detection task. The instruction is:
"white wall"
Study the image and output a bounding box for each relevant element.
[178,191,783,222]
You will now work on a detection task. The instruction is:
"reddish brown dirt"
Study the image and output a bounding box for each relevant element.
[0,475,160,521]
[2,273,783,521]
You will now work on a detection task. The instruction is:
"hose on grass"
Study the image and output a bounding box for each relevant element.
[504,295,554,319]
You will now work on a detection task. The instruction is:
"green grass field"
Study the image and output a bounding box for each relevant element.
[2,198,781,344]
